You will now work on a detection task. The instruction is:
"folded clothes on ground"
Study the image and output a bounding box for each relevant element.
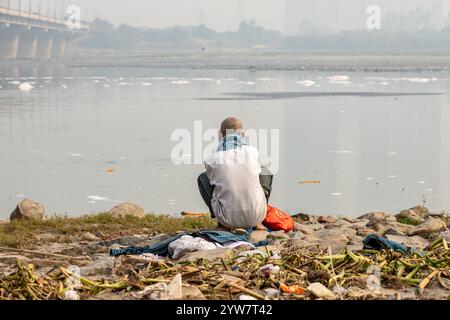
[110,230,268,257]
[168,235,222,260]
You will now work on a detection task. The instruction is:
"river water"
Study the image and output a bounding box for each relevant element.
[0,52,449,218]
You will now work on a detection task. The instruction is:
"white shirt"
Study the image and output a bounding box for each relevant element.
[204,145,267,229]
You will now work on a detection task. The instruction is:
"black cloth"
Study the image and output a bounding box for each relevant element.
[197,166,273,218]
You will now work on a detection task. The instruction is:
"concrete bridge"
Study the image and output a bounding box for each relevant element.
[0,5,88,60]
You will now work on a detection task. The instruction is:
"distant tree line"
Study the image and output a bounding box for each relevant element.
[80,18,450,52]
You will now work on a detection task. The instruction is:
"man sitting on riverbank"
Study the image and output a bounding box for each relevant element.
[197,117,273,230]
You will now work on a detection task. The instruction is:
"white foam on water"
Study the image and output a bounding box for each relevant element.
[119,82,132,86]
[9,80,21,85]
[151,77,167,80]
[86,195,110,201]
[86,200,96,204]
[89,76,108,80]
[41,77,53,80]
[394,77,431,83]
[365,77,389,81]
[331,193,343,196]
[171,80,191,85]
[238,81,256,85]
[388,175,397,178]
[379,82,389,86]
[425,188,433,192]
[216,80,222,84]
[141,82,152,86]
[191,77,215,82]
[18,82,34,92]
[335,150,355,154]
[327,75,350,81]
[295,80,316,87]
[366,177,374,181]
[104,84,110,88]
[92,80,100,84]
[61,84,68,89]
[418,181,426,184]
[389,151,397,155]
[69,153,83,157]
[258,77,277,82]
[65,77,75,80]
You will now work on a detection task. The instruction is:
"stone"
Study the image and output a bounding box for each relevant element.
[318,215,337,224]
[248,230,269,243]
[385,235,430,249]
[182,285,206,300]
[178,248,232,262]
[293,223,314,235]
[439,230,450,242]
[166,273,183,300]
[292,213,317,223]
[409,218,447,237]
[80,255,115,277]
[358,212,387,221]
[287,231,305,239]
[383,228,405,236]
[108,202,146,218]
[356,228,377,237]
[82,232,100,241]
[268,230,290,240]
[288,238,320,249]
[396,206,430,225]
[307,282,336,300]
[10,199,45,221]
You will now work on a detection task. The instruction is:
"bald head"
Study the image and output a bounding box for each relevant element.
[220,117,244,137]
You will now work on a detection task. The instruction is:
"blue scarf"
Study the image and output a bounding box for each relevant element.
[217,133,247,152]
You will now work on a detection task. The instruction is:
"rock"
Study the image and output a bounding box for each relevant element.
[80,255,115,277]
[287,231,305,239]
[358,212,386,221]
[82,232,100,242]
[294,223,314,235]
[133,282,169,300]
[10,199,45,221]
[439,230,450,242]
[383,228,405,236]
[396,206,430,225]
[108,202,146,218]
[288,238,320,249]
[307,282,336,300]
[60,246,84,257]
[356,228,377,237]
[318,215,337,224]
[385,235,430,249]
[292,213,317,223]
[166,273,183,300]
[35,233,57,242]
[182,285,206,300]
[268,230,290,240]
[409,218,447,237]
[248,230,269,243]
[178,248,232,262]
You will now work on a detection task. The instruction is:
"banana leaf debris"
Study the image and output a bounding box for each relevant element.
[1,236,449,300]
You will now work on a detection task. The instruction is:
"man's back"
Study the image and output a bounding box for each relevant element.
[205,145,267,229]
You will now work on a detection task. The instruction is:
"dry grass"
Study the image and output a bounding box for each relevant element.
[0,213,217,248]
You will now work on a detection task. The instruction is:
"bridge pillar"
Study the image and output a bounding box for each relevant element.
[0,26,20,59]
[17,29,39,59]
[36,31,54,60]
[52,35,66,59]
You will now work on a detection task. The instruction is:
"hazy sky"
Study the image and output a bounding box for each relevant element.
[1,0,447,33]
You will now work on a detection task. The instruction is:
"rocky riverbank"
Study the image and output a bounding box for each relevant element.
[0,200,449,300]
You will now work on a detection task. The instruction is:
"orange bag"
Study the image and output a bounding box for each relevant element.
[263,205,295,232]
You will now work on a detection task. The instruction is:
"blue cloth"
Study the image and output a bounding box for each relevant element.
[110,230,269,257]
[110,233,187,257]
[363,234,411,255]
[217,133,246,152]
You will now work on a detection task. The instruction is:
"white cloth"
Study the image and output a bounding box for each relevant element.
[168,235,222,259]
[204,145,267,229]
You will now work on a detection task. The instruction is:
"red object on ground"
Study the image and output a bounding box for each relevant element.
[263,205,295,232]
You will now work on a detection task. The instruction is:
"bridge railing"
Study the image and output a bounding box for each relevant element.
[0,6,88,32]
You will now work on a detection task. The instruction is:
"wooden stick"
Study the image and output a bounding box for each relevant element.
[0,246,88,261]
[225,282,266,300]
